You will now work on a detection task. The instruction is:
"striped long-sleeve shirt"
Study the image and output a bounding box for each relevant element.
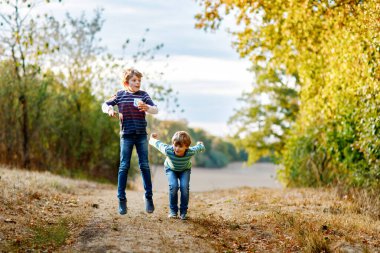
[149,138,205,171]
[102,89,157,135]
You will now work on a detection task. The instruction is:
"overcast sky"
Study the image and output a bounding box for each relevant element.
[38,0,254,136]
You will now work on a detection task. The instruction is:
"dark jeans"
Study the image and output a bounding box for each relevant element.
[117,134,152,200]
[165,168,191,215]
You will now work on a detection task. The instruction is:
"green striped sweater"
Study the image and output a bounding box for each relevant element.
[149,138,205,171]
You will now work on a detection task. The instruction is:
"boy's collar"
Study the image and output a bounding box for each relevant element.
[125,88,139,93]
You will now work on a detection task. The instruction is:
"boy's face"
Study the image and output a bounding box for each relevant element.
[125,75,141,92]
[173,143,188,157]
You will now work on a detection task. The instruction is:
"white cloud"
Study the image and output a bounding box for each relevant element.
[44,1,138,13]
[130,54,253,136]
[166,55,252,83]
[137,55,253,96]
[188,121,231,137]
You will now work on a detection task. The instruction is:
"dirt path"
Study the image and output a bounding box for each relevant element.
[60,164,380,252]
[2,166,379,252]
[64,162,281,252]
[64,187,380,253]
[63,189,216,253]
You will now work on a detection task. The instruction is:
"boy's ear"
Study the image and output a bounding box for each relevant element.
[123,81,129,87]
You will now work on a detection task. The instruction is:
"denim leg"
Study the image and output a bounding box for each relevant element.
[165,168,179,214]
[135,134,153,199]
[117,136,133,200]
[179,170,191,215]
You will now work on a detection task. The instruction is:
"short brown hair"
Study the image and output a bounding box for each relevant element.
[122,68,143,84]
[172,131,191,147]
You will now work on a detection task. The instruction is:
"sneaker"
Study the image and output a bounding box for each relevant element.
[180,213,187,220]
[168,212,178,219]
[144,196,155,213]
[119,199,127,215]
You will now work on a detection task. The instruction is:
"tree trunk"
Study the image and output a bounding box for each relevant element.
[20,94,30,169]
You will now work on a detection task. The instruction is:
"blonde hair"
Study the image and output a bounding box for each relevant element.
[172,131,191,147]
[122,68,143,84]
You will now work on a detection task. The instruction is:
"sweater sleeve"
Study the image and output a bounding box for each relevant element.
[146,105,158,114]
[189,143,206,154]
[102,93,118,114]
[149,138,169,155]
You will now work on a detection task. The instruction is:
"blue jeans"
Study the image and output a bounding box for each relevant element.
[117,134,152,200]
[165,168,191,215]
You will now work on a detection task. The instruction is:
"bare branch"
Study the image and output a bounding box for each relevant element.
[0,13,12,27]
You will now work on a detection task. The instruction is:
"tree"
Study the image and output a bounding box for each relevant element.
[0,1,180,183]
[195,0,380,187]
[0,0,63,168]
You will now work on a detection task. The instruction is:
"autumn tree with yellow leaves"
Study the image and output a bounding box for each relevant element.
[195,0,380,188]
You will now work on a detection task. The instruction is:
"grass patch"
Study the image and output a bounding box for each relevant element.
[190,187,380,252]
[30,218,70,248]
[304,233,331,253]
[271,211,332,252]
[347,188,380,220]
[3,216,82,252]
[50,180,75,194]
[190,214,276,252]
[0,167,97,252]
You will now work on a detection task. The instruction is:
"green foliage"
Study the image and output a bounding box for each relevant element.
[190,127,246,168]
[0,1,173,182]
[30,218,69,248]
[195,0,380,188]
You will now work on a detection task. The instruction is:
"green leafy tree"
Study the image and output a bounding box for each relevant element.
[195,0,300,165]
[0,1,180,183]
[195,0,380,187]
[0,0,63,168]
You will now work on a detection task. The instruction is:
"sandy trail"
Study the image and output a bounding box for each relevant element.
[64,189,216,253]
[64,162,279,252]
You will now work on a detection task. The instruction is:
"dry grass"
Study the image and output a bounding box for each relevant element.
[343,187,380,220]
[189,187,380,253]
[0,166,112,252]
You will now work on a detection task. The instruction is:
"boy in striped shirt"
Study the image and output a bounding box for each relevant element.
[149,131,205,220]
[102,68,158,215]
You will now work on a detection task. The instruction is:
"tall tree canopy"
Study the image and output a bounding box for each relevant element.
[195,0,380,188]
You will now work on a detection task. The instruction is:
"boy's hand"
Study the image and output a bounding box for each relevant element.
[151,133,158,139]
[108,108,116,117]
[137,101,149,112]
[108,108,122,120]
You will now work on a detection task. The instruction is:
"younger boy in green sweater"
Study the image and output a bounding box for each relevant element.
[149,131,205,220]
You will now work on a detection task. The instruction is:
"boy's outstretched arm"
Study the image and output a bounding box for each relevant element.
[146,105,158,114]
[149,133,168,155]
[190,141,206,154]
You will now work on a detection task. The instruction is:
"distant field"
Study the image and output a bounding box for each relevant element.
[151,162,282,192]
